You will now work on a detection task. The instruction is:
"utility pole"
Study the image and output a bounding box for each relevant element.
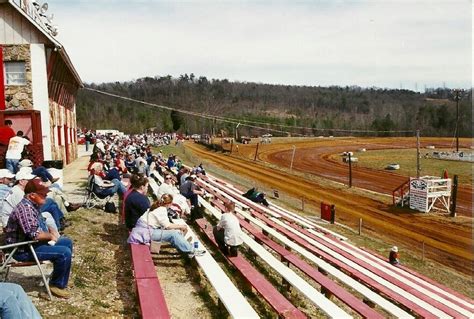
[254,143,260,161]
[416,130,421,178]
[452,89,464,152]
[289,145,296,171]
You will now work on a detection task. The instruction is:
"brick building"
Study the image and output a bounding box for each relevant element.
[0,0,82,166]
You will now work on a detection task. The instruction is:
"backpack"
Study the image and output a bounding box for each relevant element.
[104,201,117,213]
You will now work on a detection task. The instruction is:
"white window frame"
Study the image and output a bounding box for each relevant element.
[4,61,27,86]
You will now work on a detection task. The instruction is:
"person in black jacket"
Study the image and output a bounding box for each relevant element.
[124,174,150,229]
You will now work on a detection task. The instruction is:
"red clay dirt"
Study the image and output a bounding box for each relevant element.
[186,138,473,276]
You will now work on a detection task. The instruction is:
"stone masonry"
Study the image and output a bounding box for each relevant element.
[3,44,33,110]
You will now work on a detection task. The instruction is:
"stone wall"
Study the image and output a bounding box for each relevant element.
[3,44,33,110]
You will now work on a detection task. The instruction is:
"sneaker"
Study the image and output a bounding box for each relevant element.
[49,286,71,299]
[188,249,206,258]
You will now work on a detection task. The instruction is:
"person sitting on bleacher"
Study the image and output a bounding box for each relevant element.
[4,179,73,299]
[124,174,150,230]
[389,246,400,265]
[213,201,243,257]
[157,174,191,218]
[128,194,205,258]
[242,187,269,207]
[179,175,205,219]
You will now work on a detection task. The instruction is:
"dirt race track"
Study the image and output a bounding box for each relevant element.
[186,137,473,275]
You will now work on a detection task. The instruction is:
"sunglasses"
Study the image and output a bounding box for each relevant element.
[165,177,172,180]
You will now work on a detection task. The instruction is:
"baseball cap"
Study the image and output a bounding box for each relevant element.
[24,178,50,197]
[15,168,36,181]
[0,169,15,179]
[391,246,398,253]
[18,159,33,168]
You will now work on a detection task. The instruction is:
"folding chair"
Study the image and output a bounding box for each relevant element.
[83,174,113,209]
[0,240,53,300]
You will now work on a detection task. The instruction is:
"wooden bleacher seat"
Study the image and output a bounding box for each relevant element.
[195,218,307,319]
[129,244,171,319]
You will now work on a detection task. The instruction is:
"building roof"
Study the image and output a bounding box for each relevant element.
[7,0,83,87]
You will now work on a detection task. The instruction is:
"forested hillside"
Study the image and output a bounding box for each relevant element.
[76,74,472,137]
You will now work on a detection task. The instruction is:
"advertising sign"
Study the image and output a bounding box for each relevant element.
[409,178,428,212]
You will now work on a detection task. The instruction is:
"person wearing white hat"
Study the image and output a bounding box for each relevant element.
[0,169,15,227]
[18,159,59,184]
[389,246,400,265]
[0,168,36,226]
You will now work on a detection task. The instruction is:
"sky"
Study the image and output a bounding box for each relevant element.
[45,0,471,91]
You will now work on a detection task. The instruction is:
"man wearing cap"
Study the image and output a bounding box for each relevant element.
[4,179,73,299]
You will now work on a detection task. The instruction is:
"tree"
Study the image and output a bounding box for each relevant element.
[170,110,184,131]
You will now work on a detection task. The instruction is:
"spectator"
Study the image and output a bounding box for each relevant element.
[4,179,73,299]
[0,169,15,227]
[179,175,205,219]
[389,246,400,265]
[157,174,190,217]
[85,130,93,152]
[0,283,41,319]
[5,131,30,174]
[18,159,59,185]
[178,167,190,186]
[128,194,205,257]
[213,201,243,257]
[242,187,269,207]
[92,166,126,198]
[1,169,36,227]
[124,174,150,230]
[0,120,16,146]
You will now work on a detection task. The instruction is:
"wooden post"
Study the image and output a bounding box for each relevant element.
[422,241,425,261]
[358,218,362,235]
[450,175,458,217]
[254,143,259,161]
[289,145,296,171]
[348,153,352,188]
[230,139,233,154]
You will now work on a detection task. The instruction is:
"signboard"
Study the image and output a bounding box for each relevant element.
[409,178,428,212]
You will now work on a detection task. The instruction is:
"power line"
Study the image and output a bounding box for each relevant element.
[83,87,414,135]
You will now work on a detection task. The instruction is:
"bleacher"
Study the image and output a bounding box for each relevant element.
[130,159,473,318]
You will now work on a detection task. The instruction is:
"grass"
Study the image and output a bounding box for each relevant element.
[339,148,473,185]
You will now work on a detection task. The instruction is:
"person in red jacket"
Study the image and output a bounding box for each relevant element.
[0,120,16,146]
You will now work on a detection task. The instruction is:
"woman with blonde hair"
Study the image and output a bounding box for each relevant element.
[128,194,205,257]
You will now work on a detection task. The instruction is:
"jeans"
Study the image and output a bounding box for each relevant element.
[85,141,90,152]
[40,198,64,230]
[95,179,126,197]
[151,229,192,253]
[32,166,54,183]
[0,283,41,319]
[5,159,19,174]
[15,237,73,289]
